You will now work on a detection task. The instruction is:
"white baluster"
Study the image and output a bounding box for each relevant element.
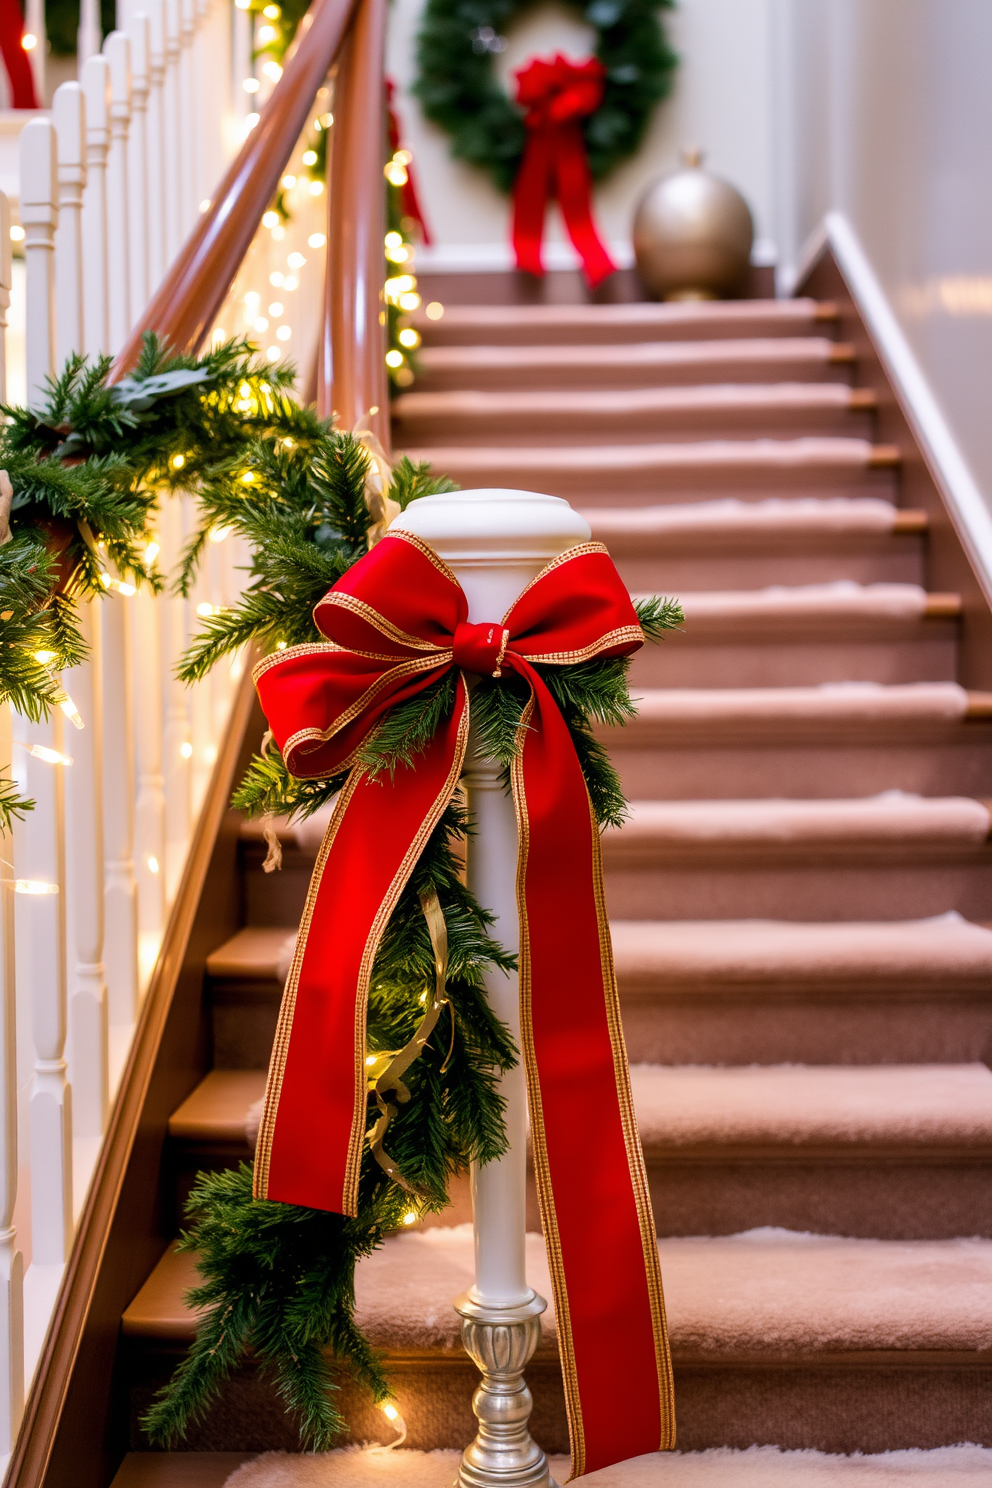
[231,0,252,131]
[102,595,139,1028]
[0,204,24,1450]
[0,192,11,398]
[163,0,181,262]
[178,0,195,230]
[81,55,111,358]
[191,0,209,209]
[53,82,87,365]
[132,582,166,956]
[0,707,23,1456]
[159,498,192,895]
[24,0,45,103]
[141,0,166,295]
[21,120,57,411]
[103,31,132,351]
[66,604,108,1143]
[78,0,102,66]
[20,699,72,1268]
[123,12,150,318]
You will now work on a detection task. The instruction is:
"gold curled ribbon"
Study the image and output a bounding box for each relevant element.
[367,885,453,1193]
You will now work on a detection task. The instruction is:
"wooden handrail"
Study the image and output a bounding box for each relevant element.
[113,0,359,368]
[317,0,390,449]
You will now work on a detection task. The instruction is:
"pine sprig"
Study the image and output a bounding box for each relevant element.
[635,592,684,642]
[355,671,458,779]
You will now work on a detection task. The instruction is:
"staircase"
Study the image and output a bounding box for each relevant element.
[114,295,992,1484]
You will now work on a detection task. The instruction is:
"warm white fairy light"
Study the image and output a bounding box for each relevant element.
[180,741,193,759]
[266,347,280,362]
[276,325,291,341]
[19,742,72,766]
[385,350,403,369]
[33,649,55,664]
[147,855,160,875]
[261,210,279,229]
[258,24,277,43]
[261,60,282,81]
[283,274,298,291]
[281,174,296,189]
[398,328,420,349]
[426,301,444,320]
[287,252,306,269]
[399,292,421,311]
[301,148,317,166]
[308,180,323,196]
[21,32,36,49]
[196,601,215,618]
[210,526,231,544]
[308,233,325,249]
[199,198,211,214]
[263,2,280,14]
[144,538,161,563]
[57,693,84,729]
[243,76,259,93]
[15,879,58,895]
[268,301,284,317]
[269,270,284,287]
[245,113,260,132]
[171,453,186,470]
[254,317,269,333]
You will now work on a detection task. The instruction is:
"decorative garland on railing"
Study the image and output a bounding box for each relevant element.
[139,413,682,1446]
[0,334,303,823]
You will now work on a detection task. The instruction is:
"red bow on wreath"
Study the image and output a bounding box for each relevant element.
[252,531,674,1478]
[512,53,617,288]
[386,77,432,244]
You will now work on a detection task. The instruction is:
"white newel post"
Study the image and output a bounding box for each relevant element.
[53,82,87,365]
[104,31,133,352]
[392,488,589,1488]
[0,706,23,1455]
[81,54,111,358]
[124,11,150,318]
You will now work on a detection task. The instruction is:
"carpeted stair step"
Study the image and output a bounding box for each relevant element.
[615,915,992,1064]
[392,383,877,446]
[396,437,898,505]
[166,1063,992,1239]
[585,498,925,589]
[120,1227,992,1454]
[412,337,855,393]
[628,583,959,689]
[411,297,839,347]
[604,683,992,799]
[602,793,992,921]
[110,1443,992,1488]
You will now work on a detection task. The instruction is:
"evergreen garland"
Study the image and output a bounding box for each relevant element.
[145,413,683,1447]
[413,0,678,194]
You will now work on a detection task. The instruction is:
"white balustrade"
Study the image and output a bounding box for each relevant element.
[24,0,45,102]
[1,0,277,1423]
[104,31,133,351]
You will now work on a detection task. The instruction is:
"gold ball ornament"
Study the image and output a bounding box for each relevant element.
[633,149,754,301]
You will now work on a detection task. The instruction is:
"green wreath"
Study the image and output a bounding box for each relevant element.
[413,0,677,194]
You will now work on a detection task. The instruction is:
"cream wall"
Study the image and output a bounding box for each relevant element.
[776,0,992,508]
[385,0,780,271]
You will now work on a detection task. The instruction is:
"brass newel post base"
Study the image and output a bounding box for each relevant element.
[453,1291,558,1488]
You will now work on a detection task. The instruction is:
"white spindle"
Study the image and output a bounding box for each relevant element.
[103,31,133,351]
[231,0,252,130]
[20,705,72,1267]
[81,55,111,358]
[66,605,109,1142]
[123,12,150,317]
[24,0,45,103]
[132,585,166,948]
[0,192,10,397]
[163,0,182,262]
[159,497,192,894]
[192,0,210,209]
[21,120,57,410]
[0,705,23,1457]
[141,0,167,295]
[178,0,196,229]
[102,597,139,1028]
[53,83,87,366]
[78,0,102,66]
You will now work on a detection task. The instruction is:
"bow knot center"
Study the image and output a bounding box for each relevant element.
[452,621,510,678]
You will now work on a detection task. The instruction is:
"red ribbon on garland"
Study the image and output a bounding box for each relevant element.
[252,531,675,1478]
[512,53,616,289]
[386,77,433,245]
[0,0,38,109]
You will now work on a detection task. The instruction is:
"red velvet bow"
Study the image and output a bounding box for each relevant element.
[512,53,616,288]
[252,530,674,1477]
[0,0,38,109]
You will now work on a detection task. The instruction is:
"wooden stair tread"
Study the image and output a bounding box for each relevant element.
[399,436,888,474]
[606,683,981,739]
[584,498,921,550]
[416,337,850,371]
[606,794,992,857]
[395,383,869,416]
[411,297,836,345]
[122,1227,992,1361]
[205,926,296,981]
[660,583,957,629]
[110,1455,249,1488]
[611,915,992,992]
[166,1062,992,1158]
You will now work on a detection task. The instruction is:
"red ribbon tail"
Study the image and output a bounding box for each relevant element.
[555,122,616,288]
[0,0,38,109]
[512,130,554,278]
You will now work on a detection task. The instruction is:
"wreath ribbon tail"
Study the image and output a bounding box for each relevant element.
[512,129,554,277]
[555,122,617,289]
[253,681,470,1216]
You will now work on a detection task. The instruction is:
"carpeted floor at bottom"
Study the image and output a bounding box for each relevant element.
[223,1443,992,1486]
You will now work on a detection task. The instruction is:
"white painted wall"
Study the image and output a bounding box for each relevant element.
[386,0,780,271]
[775,0,992,512]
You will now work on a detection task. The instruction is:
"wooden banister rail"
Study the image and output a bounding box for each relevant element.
[114,0,360,368]
[317,0,389,451]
